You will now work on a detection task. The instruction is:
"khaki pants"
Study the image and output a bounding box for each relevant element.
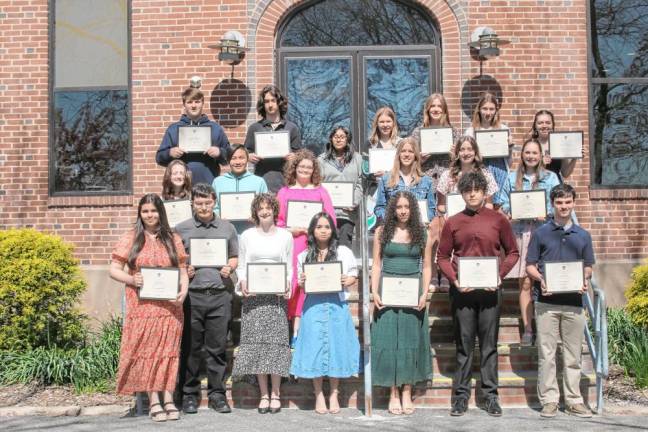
[535,301,585,405]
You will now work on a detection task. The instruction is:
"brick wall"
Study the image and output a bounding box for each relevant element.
[0,0,646,269]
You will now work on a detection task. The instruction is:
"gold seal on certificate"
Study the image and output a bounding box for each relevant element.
[321,182,355,208]
[189,238,228,267]
[417,199,429,224]
[446,193,466,217]
[475,129,509,158]
[510,189,547,220]
[458,257,499,289]
[179,126,211,153]
[549,131,583,159]
[368,148,397,173]
[419,127,453,155]
[219,192,255,221]
[247,263,287,295]
[163,199,192,228]
[380,276,420,307]
[286,200,323,229]
[139,267,179,300]
[304,261,342,294]
[254,131,291,158]
[544,260,584,294]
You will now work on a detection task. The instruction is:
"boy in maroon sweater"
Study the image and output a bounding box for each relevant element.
[438,171,519,417]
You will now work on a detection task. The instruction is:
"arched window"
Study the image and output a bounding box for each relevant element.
[277,0,441,154]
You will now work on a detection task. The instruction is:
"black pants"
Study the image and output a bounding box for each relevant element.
[449,287,501,401]
[337,218,355,249]
[181,290,232,400]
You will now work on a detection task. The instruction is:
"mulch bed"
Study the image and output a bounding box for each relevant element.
[0,382,133,408]
[604,364,648,406]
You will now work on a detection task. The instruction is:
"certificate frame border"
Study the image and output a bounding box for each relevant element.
[303,261,343,294]
[285,199,324,229]
[253,130,291,159]
[178,126,212,153]
[544,259,585,294]
[509,189,547,221]
[246,262,288,295]
[218,191,256,221]
[474,129,510,159]
[458,256,500,289]
[321,181,355,208]
[379,275,420,308]
[162,199,193,228]
[138,266,180,300]
[548,131,584,160]
[189,237,229,268]
[368,147,397,173]
[446,192,465,217]
[419,126,454,155]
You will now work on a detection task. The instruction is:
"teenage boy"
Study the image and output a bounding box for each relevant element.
[437,171,519,417]
[244,84,302,193]
[175,183,238,414]
[526,183,594,418]
[156,85,230,185]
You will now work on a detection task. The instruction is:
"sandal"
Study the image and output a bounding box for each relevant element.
[258,396,270,414]
[270,395,281,414]
[164,402,180,421]
[328,390,340,414]
[149,403,167,422]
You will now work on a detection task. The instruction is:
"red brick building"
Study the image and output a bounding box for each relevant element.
[1,1,646,313]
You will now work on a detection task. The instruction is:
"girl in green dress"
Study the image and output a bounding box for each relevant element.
[371,191,434,415]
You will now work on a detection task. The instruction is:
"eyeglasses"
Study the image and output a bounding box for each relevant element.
[332,134,347,140]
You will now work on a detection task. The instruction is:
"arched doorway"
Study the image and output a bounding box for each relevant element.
[277,0,442,154]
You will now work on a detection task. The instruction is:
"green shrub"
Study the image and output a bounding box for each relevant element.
[626,260,648,327]
[0,318,122,393]
[0,228,87,350]
[607,308,648,388]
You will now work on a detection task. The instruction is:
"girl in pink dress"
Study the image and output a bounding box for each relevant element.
[276,149,336,345]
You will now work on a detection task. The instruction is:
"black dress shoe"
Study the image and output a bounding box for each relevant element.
[182,395,198,414]
[450,398,468,416]
[258,397,270,414]
[209,397,232,413]
[485,398,502,417]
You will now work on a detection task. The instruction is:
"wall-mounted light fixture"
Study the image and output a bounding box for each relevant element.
[209,31,249,77]
[468,27,510,76]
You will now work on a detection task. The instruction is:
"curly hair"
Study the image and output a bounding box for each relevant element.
[161,159,192,200]
[379,191,426,258]
[283,149,322,186]
[449,135,485,182]
[457,171,488,194]
[250,193,280,225]
[256,85,288,119]
[303,212,339,264]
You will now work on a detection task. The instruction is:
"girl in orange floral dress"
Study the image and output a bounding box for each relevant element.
[110,193,189,422]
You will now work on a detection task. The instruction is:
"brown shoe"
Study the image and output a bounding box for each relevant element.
[540,402,558,418]
[566,403,592,418]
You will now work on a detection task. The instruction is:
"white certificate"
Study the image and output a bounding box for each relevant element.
[286,200,323,229]
[163,199,192,228]
[321,182,355,208]
[304,261,342,294]
[247,263,287,294]
[545,260,584,294]
[254,131,291,158]
[368,148,397,173]
[179,126,211,153]
[190,238,228,267]
[419,127,453,155]
[549,131,583,159]
[458,257,499,289]
[475,129,509,158]
[446,193,466,217]
[139,267,179,300]
[510,189,547,220]
[417,200,429,224]
[219,192,255,221]
[380,276,420,307]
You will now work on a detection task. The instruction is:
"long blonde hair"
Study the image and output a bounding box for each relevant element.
[423,93,452,127]
[369,107,399,147]
[515,139,547,190]
[387,137,423,188]
[471,92,501,130]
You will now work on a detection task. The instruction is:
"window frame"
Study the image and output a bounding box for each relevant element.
[48,0,133,197]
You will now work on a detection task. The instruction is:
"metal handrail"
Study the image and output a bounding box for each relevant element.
[582,278,608,414]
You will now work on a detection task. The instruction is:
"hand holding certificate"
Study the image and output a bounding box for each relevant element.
[380,276,420,307]
[544,260,584,294]
[246,263,287,295]
[368,148,397,173]
[303,262,342,294]
[475,129,510,158]
[286,200,323,229]
[419,127,453,155]
[458,257,499,290]
[139,267,179,300]
[510,189,547,220]
[163,199,192,228]
[548,131,583,159]
[219,192,255,221]
[190,238,228,267]
[254,131,291,158]
[179,126,211,153]
[321,182,355,208]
